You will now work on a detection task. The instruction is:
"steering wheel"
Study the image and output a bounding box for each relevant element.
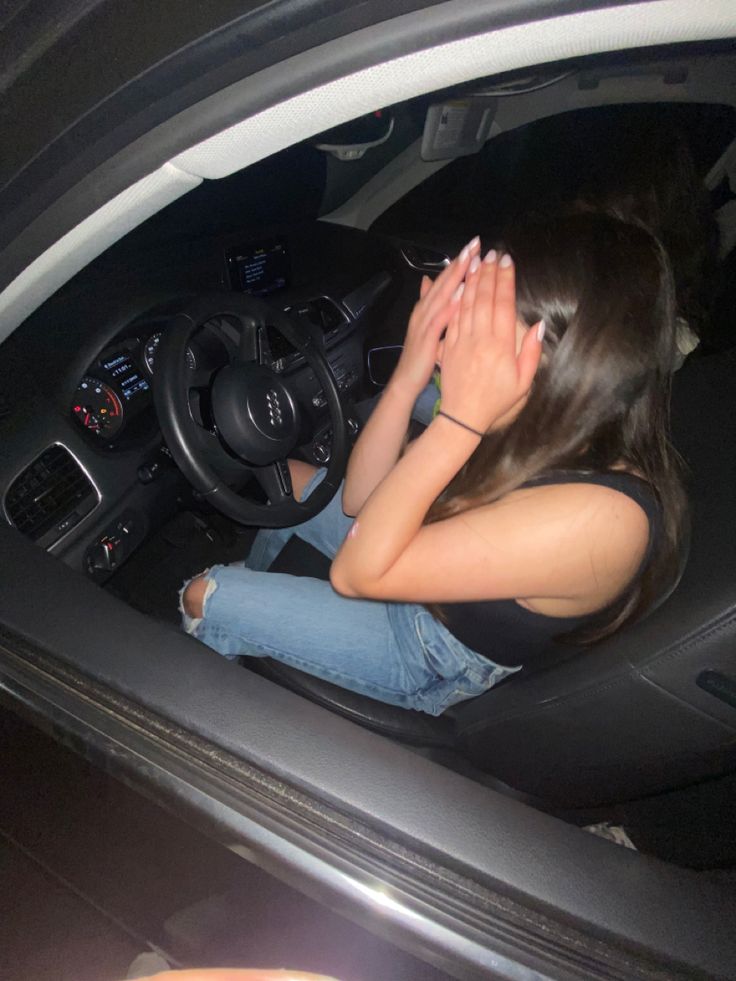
[154,293,348,527]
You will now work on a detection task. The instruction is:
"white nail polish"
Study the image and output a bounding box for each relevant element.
[469,255,480,274]
[499,253,513,268]
[459,245,470,262]
[537,319,546,342]
[484,248,497,264]
[452,283,465,302]
[469,235,481,252]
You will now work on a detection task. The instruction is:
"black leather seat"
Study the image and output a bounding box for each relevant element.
[251,349,736,809]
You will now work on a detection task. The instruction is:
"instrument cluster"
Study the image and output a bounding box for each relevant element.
[71,331,195,442]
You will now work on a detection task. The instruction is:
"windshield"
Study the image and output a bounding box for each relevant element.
[374,102,736,239]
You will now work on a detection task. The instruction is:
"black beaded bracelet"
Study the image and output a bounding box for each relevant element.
[436,410,485,438]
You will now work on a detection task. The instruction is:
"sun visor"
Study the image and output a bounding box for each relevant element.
[421,98,497,161]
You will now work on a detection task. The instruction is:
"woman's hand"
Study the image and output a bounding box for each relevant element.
[389,236,480,399]
[437,251,544,434]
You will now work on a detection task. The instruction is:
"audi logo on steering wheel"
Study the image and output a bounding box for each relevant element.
[266,389,283,427]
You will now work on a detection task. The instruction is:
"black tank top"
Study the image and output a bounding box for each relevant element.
[441,470,662,672]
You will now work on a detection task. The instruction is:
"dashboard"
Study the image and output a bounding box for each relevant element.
[0,219,411,582]
[67,296,366,453]
[67,233,385,451]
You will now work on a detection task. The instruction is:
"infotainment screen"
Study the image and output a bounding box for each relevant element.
[226,239,289,296]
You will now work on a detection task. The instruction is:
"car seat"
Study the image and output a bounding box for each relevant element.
[249,348,736,809]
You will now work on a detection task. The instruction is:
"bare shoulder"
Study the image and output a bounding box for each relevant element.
[472,478,650,531]
[332,471,653,606]
[464,479,652,613]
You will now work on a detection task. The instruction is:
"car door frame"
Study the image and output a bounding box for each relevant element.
[2,2,736,978]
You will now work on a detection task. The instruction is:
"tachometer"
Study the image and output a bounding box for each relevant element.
[72,377,124,438]
[144,331,196,374]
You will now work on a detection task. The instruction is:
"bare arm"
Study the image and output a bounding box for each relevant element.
[332,253,647,615]
[332,414,648,611]
[342,236,479,516]
[332,251,546,600]
[341,380,415,516]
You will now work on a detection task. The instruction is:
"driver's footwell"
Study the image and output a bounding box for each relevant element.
[106,509,256,625]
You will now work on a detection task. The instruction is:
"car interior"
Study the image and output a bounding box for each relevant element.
[1,31,736,895]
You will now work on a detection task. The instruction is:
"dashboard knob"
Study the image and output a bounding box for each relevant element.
[313,441,330,464]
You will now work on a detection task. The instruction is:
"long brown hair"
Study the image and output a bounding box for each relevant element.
[427,212,688,644]
[573,121,718,340]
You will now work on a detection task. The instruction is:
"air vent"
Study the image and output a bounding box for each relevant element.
[297,296,348,339]
[5,445,98,547]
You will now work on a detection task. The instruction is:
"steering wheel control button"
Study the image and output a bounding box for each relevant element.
[313,441,330,464]
[212,363,300,466]
[276,460,293,496]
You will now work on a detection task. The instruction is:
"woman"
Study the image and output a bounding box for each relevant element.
[181,213,687,715]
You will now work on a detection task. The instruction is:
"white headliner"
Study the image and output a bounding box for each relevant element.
[326,49,736,230]
[1,0,734,342]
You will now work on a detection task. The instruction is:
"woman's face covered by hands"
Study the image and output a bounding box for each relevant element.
[434,249,544,433]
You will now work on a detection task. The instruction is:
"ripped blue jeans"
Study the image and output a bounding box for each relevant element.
[181,387,519,714]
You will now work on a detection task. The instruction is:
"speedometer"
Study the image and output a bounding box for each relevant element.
[144,331,196,374]
[72,377,124,438]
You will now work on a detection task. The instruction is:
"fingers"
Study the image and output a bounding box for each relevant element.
[517,319,545,392]
[466,249,498,337]
[420,275,431,299]
[457,251,482,335]
[444,306,460,349]
[464,249,517,347]
[493,253,517,348]
[420,236,479,326]
[425,296,459,347]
